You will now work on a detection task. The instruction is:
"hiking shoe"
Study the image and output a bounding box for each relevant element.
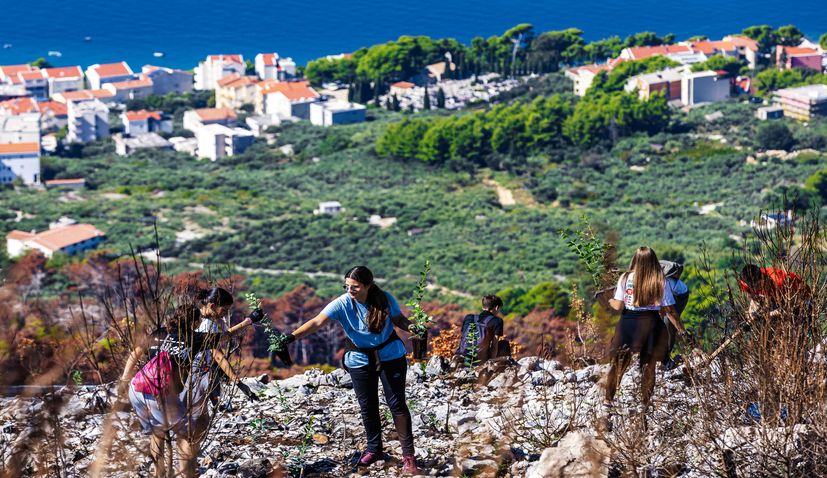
[402,455,420,475]
[358,451,381,466]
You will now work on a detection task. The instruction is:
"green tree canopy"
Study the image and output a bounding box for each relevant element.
[756,122,795,151]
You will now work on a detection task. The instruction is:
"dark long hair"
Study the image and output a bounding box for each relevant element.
[345,266,389,333]
[197,287,234,308]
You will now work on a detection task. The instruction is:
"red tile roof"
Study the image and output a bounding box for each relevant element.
[37,100,68,117]
[108,77,153,90]
[625,45,691,60]
[6,230,33,241]
[42,66,83,79]
[56,89,115,102]
[193,107,237,122]
[125,109,162,121]
[390,81,415,89]
[259,53,279,66]
[91,62,132,78]
[567,63,613,75]
[689,40,736,55]
[27,224,105,252]
[258,80,319,101]
[217,74,258,89]
[19,70,45,81]
[45,178,85,186]
[208,54,243,64]
[0,97,38,114]
[0,142,40,154]
[727,36,759,52]
[783,46,820,56]
[0,64,35,78]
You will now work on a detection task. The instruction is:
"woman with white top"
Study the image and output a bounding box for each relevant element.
[605,247,685,406]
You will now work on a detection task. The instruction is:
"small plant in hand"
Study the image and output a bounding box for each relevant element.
[407,260,435,338]
[71,370,83,386]
[560,215,614,288]
[464,322,480,368]
[245,291,290,353]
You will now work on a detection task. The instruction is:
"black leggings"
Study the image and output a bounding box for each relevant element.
[349,356,414,456]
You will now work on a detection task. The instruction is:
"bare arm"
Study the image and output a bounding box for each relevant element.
[211,348,239,382]
[290,313,331,340]
[662,305,685,333]
[609,299,624,312]
[391,313,411,332]
[227,317,253,335]
[119,346,143,383]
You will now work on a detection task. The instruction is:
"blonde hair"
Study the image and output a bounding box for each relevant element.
[624,247,664,307]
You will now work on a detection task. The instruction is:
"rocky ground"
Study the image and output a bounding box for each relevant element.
[0,355,748,477]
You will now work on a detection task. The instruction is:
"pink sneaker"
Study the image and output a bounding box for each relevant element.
[358,451,381,466]
[402,455,420,475]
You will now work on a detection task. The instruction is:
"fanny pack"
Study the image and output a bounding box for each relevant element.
[343,330,402,372]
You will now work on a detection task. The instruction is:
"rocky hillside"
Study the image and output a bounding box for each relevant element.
[0,354,792,477]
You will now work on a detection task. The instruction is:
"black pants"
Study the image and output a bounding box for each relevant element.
[349,356,414,456]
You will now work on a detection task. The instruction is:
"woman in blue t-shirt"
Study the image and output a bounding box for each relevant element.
[605,247,685,407]
[280,266,420,475]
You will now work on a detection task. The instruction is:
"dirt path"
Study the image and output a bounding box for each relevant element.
[483,179,516,207]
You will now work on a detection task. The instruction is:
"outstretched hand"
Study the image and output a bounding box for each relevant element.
[236,381,260,402]
[272,332,296,366]
[249,308,267,324]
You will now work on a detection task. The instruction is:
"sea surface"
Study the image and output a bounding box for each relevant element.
[0,0,825,70]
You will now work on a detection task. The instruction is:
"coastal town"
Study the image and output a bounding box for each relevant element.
[1,29,827,265]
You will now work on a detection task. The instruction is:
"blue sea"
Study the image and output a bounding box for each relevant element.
[0,0,825,70]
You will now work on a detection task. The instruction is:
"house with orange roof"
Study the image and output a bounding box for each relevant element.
[194,54,245,90]
[53,88,116,104]
[0,142,40,185]
[121,109,171,135]
[723,36,760,69]
[141,65,193,95]
[0,64,36,84]
[776,46,822,71]
[102,76,154,102]
[686,40,738,58]
[256,80,320,119]
[183,107,238,132]
[14,70,49,100]
[390,81,416,97]
[6,222,105,258]
[619,45,692,61]
[67,99,109,143]
[255,53,297,81]
[36,100,69,131]
[565,63,614,96]
[44,178,85,189]
[215,74,260,110]
[40,66,84,96]
[0,96,39,116]
[85,62,135,90]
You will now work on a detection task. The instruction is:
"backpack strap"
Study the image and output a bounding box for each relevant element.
[343,330,402,372]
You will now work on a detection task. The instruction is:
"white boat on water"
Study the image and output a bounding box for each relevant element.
[84,36,92,42]
[153,51,165,58]
[48,50,62,57]
[3,43,11,49]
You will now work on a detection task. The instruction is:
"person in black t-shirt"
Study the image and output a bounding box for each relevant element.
[456,295,505,363]
[119,295,264,478]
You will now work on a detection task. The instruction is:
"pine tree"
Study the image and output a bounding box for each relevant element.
[385,95,394,110]
[392,94,400,112]
[423,86,431,110]
[436,88,446,109]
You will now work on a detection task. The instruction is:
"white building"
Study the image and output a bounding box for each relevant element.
[255,53,297,80]
[564,63,613,96]
[257,80,319,119]
[0,113,41,144]
[183,107,237,132]
[6,223,105,258]
[36,101,69,131]
[113,132,173,156]
[142,65,193,95]
[309,101,366,127]
[121,110,172,135]
[0,142,40,185]
[245,115,280,136]
[85,62,135,90]
[195,123,254,161]
[681,71,730,106]
[17,70,49,101]
[41,66,84,96]
[53,89,116,104]
[194,54,245,90]
[314,201,343,216]
[67,99,109,143]
[103,76,154,103]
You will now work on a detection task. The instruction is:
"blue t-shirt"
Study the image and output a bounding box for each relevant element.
[321,292,406,369]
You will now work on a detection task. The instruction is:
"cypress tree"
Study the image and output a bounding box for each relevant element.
[423,86,431,110]
[392,94,400,112]
[436,88,446,109]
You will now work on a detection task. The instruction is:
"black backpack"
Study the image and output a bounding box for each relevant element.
[456,314,496,361]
